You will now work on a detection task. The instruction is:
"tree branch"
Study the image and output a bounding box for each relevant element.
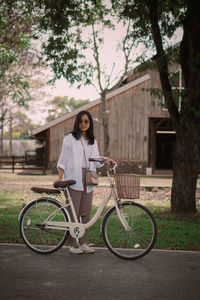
[91,23,103,92]
[106,20,134,93]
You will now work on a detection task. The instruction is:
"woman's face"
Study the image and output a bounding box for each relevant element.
[79,114,90,134]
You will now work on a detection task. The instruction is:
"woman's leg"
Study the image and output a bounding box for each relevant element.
[79,190,93,245]
[67,188,82,247]
[67,169,93,247]
[79,168,93,245]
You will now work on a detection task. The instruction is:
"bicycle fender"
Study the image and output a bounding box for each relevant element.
[100,201,133,233]
[18,197,70,222]
[18,198,39,221]
[100,205,115,233]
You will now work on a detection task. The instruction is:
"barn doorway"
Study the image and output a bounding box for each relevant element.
[149,118,176,171]
[156,131,176,169]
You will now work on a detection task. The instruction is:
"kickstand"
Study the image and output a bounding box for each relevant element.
[75,227,80,247]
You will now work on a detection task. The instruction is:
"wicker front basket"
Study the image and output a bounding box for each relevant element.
[114,173,140,199]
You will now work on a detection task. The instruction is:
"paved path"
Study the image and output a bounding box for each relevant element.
[0,244,200,300]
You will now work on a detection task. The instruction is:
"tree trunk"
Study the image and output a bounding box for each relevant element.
[171,0,200,213]
[9,110,13,156]
[171,130,198,213]
[149,0,200,213]
[0,125,3,156]
[0,98,4,156]
[101,90,110,157]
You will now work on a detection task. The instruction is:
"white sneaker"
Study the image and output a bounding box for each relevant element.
[69,246,84,254]
[80,243,95,253]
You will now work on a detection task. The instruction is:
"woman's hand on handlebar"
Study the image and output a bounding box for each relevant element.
[89,157,116,168]
[106,157,115,167]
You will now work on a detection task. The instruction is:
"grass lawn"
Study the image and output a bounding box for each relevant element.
[0,172,200,251]
[90,198,200,250]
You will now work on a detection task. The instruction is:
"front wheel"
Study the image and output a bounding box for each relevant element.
[102,202,157,260]
[20,198,69,254]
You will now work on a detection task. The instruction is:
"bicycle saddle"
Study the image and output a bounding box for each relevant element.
[31,187,61,194]
[53,180,76,189]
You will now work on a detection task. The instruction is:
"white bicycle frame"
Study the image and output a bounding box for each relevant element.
[44,168,131,241]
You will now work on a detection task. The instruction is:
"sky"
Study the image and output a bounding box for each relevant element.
[47,76,100,102]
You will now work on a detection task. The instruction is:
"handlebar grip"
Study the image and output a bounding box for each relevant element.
[89,158,118,170]
[89,158,102,162]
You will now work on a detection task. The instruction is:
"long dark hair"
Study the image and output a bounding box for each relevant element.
[71,111,95,145]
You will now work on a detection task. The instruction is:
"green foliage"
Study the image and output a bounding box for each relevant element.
[7,74,31,107]
[144,88,163,100]
[18,33,31,49]
[3,111,40,139]
[113,0,186,42]
[0,1,34,68]
[0,47,18,70]
[45,96,90,122]
[0,0,39,108]
[67,97,90,111]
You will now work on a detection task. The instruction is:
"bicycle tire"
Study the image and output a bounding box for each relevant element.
[102,201,157,260]
[20,197,69,254]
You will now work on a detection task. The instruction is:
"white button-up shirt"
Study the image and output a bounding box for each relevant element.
[57,133,103,193]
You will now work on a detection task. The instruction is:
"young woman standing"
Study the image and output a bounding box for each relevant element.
[57,110,113,254]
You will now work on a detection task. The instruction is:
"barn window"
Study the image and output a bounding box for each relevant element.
[162,68,185,111]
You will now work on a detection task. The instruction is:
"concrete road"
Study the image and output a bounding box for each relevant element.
[0,244,200,300]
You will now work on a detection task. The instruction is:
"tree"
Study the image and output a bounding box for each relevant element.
[0,41,49,154]
[4,111,39,139]
[113,0,200,213]
[38,0,136,156]
[45,96,90,123]
[0,1,53,154]
[0,0,38,154]
[0,0,36,76]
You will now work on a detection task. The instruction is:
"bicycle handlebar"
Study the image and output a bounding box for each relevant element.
[89,157,117,172]
[89,158,103,162]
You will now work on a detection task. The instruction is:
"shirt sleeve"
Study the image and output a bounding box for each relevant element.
[57,134,71,171]
[91,139,104,169]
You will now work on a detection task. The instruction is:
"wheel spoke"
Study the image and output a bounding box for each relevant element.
[102,202,157,260]
[20,198,69,254]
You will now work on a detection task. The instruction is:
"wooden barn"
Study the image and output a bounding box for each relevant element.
[32,62,182,174]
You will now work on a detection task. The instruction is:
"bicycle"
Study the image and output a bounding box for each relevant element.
[19,158,157,260]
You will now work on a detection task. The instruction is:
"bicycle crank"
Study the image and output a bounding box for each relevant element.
[69,223,85,239]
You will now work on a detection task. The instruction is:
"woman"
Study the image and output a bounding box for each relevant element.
[57,110,113,254]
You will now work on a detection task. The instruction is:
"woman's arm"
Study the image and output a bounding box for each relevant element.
[57,134,72,175]
[92,140,115,167]
[91,140,105,168]
[58,168,64,180]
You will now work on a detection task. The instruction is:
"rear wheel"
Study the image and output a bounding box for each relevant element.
[20,198,69,254]
[102,202,157,260]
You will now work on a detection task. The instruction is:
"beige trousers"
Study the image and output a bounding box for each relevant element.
[67,168,93,247]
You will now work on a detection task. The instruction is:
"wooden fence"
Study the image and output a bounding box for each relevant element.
[0,154,45,173]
